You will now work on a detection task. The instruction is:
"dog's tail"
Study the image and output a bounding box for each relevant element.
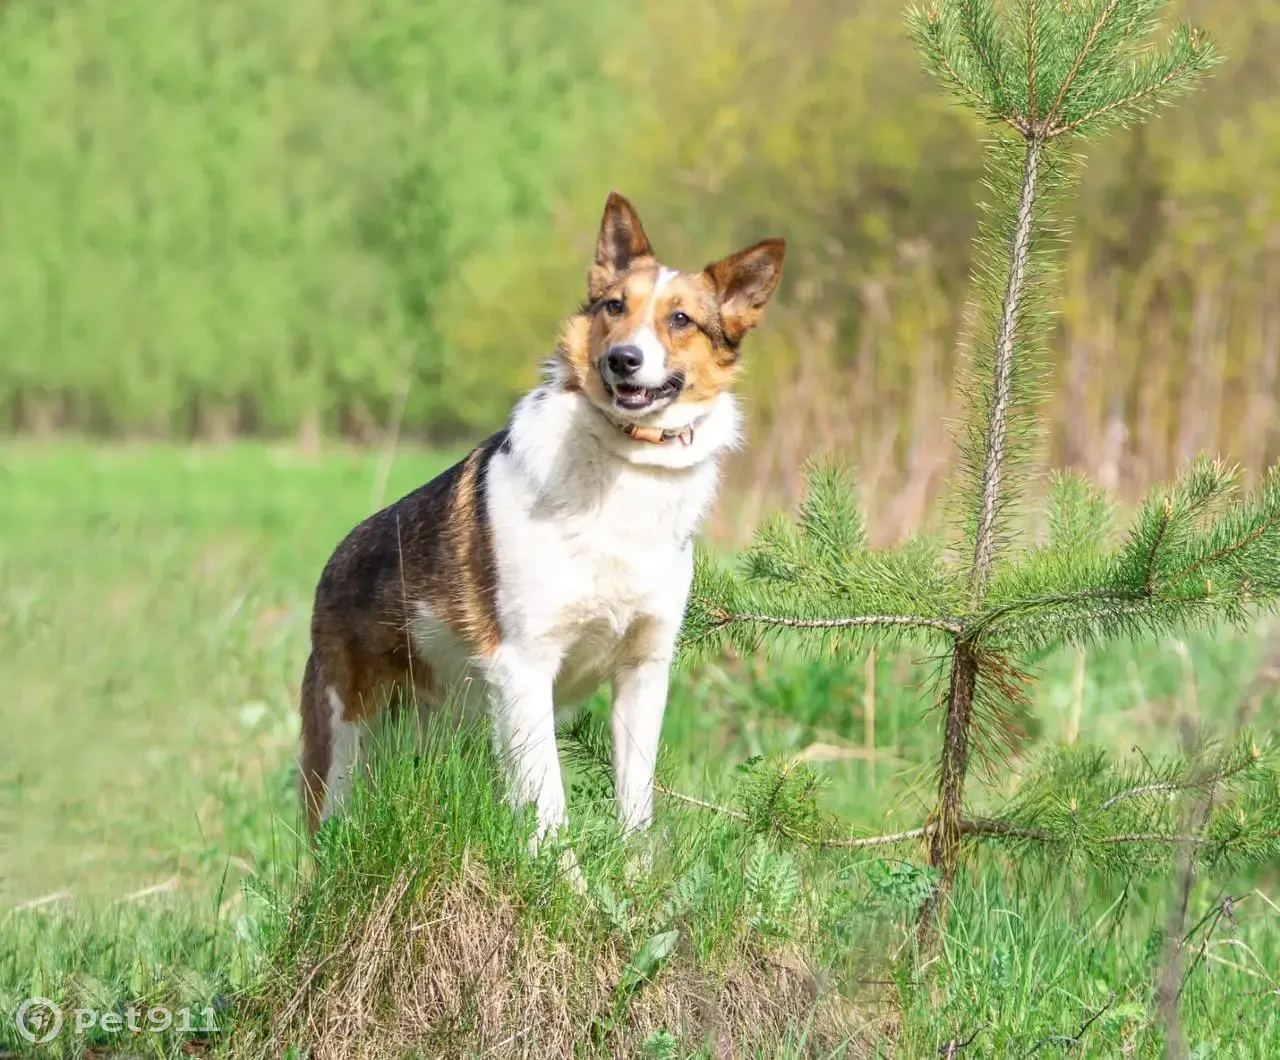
[299,650,331,835]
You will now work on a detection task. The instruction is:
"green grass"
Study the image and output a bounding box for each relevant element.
[2,443,1279,1056]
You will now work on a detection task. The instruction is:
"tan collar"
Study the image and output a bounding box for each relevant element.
[618,421,695,446]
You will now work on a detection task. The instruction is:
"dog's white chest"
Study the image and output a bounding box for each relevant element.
[506,460,706,612]
[486,446,715,701]
[541,497,693,701]
[558,493,685,618]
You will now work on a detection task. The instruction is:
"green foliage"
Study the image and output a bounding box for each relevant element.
[618,929,681,994]
[2,0,1277,473]
[893,859,1280,1056]
[660,861,712,925]
[743,839,802,940]
[241,714,868,1054]
[682,460,960,662]
[0,905,236,1054]
[982,458,1280,652]
[639,1029,681,1059]
[734,755,832,842]
[688,456,1280,665]
[864,858,942,911]
[0,0,619,439]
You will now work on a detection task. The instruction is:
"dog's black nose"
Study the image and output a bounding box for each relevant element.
[606,345,643,377]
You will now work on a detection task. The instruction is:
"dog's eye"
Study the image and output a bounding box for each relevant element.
[603,298,625,317]
[669,310,692,329]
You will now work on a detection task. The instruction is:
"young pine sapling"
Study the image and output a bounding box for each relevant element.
[680,0,1280,929]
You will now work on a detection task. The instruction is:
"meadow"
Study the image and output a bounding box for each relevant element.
[3,0,1280,1053]
[2,442,1279,1056]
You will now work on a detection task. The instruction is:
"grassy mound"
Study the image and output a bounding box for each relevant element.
[233,720,869,1058]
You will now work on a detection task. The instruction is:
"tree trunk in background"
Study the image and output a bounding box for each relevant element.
[16,392,60,437]
[1244,266,1279,479]
[298,408,322,457]
[1177,276,1223,463]
[1097,401,1128,494]
[1063,331,1093,470]
[195,401,238,444]
[1136,299,1174,486]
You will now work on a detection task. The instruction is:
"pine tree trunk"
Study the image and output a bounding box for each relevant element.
[929,641,978,871]
[970,138,1041,596]
[921,137,1042,939]
[915,640,981,949]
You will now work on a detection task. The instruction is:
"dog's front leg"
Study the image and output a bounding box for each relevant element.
[611,656,672,834]
[485,647,569,841]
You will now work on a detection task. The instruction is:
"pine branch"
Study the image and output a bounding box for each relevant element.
[910,4,1028,134]
[653,781,1051,848]
[915,5,989,103]
[1168,509,1280,586]
[698,603,963,637]
[980,597,1218,651]
[1048,42,1207,137]
[1099,831,1280,846]
[800,818,1052,849]
[1100,750,1262,811]
[958,0,1007,103]
[972,468,1280,649]
[1045,0,1122,123]
[816,825,934,848]
[971,587,1148,637]
[1024,0,1039,125]
[996,598,1253,654]
[672,1,1233,939]
[1145,497,1173,594]
[1099,783,1187,811]
[635,733,1280,883]
[658,785,749,822]
[655,781,1280,854]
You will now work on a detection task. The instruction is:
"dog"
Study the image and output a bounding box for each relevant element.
[299,191,784,849]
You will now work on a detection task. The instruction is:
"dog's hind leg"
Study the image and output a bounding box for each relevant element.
[300,649,369,832]
[299,652,331,834]
[320,683,363,825]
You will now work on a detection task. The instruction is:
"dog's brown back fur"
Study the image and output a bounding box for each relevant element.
[299,429,510,830]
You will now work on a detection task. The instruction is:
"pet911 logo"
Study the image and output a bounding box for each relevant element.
[14,997,218,1043]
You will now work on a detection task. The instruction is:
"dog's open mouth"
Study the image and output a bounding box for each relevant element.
[607,373,685,412]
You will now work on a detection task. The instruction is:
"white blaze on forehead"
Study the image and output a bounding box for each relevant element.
[627,267,679,387]
[646,268,680,322]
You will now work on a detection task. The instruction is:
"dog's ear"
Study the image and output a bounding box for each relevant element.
[704,238,786,346]
[589,192,654,301]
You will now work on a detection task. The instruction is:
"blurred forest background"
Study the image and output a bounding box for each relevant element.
[2,0,1277,539]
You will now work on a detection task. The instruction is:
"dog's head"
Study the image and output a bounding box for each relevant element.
[557,192,785,425]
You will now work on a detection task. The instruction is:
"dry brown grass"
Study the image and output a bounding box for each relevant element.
[703,256,1280,554]
[241,863,872,1059]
